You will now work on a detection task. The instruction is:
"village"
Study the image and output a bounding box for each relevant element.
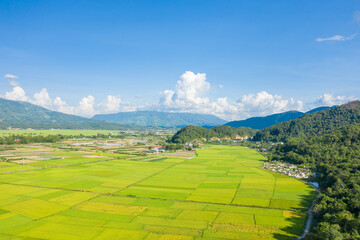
[263,161,313,179]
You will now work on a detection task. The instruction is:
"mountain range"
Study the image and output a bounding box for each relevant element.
[224,107,331,130]
[0,98,132,130]
[92,111,227,128]
[0,97,339,130]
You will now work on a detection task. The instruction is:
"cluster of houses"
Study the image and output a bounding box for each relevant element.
[147,146,165,154]
[263,161,313,179]
[208,135,250,143]
[0,138,21,144]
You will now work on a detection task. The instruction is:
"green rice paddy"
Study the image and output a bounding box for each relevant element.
[0,145,316,239]
[0,130,113,137]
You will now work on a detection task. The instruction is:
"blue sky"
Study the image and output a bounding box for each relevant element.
[1,0,359,120]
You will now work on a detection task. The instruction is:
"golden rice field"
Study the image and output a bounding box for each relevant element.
[0,145,316,239]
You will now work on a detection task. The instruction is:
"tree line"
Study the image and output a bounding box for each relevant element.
[268,123,360,239]
[170,125,258,143]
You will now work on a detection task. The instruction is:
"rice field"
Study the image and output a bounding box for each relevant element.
[0,130,113,137]
[0,145,316,239]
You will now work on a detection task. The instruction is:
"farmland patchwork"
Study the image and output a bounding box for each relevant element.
[0,145,315,239]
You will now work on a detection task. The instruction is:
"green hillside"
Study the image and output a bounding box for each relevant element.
[253,101,360,142]
[0,98,133,130]
[92,111,227,128]
[170,125,257,143]
[268,123,360,239]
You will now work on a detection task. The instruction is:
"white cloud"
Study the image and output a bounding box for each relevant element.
[32,88,52,108]
[98,95,122,113]
[3,74,28,102]
[4,74,18,80]
[313,93,357,106]
[158,72,305,120]
[316,34,355,42]
[160,90,175,107]
[1,72,358,121]
[98,95,136,113]
[219,84,223,88]
[160,71,211,109]
[236,91,303,118]
[4,87,28,101]
[53,97,73,114]
[4,79,29,102]
[1,79,129,117]
[156,71,358,120]
[76,95,96,117]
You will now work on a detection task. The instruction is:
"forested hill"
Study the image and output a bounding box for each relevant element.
[253,101,360,142]
[170,125,257,143]
[225,111,304,130]
[0,98,133,130]
[92,111,227,128]
[268,123,360,239]
[224,107,331,130]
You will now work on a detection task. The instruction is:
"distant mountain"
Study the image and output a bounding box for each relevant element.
[305,106,331,114]
[0,98,132,130]
[253,101,360,142]
[92,111,227,128]
[224,106,332,130]
[170,125,258,143]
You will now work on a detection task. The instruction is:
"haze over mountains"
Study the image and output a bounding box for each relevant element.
[0,97,338,130]
[92,111,227,128]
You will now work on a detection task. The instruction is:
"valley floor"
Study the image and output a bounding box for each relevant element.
[0,145,316,240]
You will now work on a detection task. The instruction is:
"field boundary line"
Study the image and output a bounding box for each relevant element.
[268,175,277,208]
[0,181,304,212]
[0,155,145,175]
[230,180,242,204]
[116,161,183,193]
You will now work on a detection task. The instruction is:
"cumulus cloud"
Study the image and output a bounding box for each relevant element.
[160,89,175,107]
[1,72,357,120]
[158,71,305,120]
[4,79,29,102]
[313,93,357,106]
[98,95,122,113]
[53,97,72,113]
[77,96,96,117]
[4,86,28,101]
[2,74,28,102]
[316,34,355,42]
[156,71,357,120]
[1,78,130,117]
[236,91,303,118]
[160,71,211,109]
[32,88,52,108]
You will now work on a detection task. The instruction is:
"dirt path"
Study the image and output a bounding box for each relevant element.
[297,184,321,239]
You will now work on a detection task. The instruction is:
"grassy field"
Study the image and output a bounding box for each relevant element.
[0,145,316,239]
